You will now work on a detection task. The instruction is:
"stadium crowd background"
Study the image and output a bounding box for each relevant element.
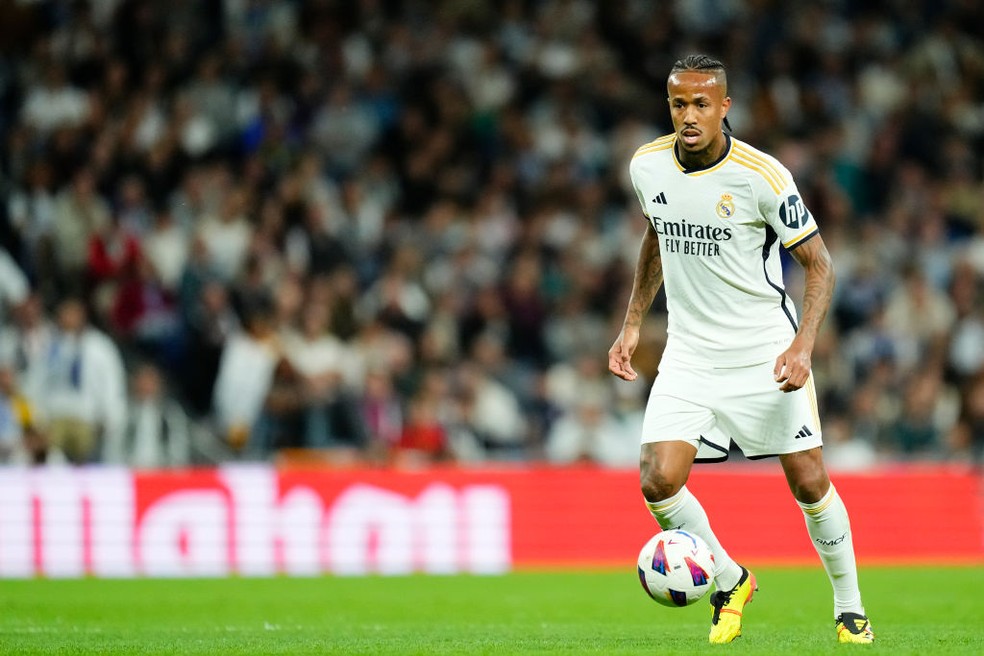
[0,0,982,468]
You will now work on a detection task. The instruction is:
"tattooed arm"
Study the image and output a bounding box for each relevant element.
[608,222,664,381]
[773,234,836,392]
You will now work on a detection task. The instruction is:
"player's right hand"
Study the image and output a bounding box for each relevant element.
[608,328,639,381]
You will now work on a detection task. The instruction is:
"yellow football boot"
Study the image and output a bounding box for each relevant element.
[836,612,874,644]
[708,567,757,644]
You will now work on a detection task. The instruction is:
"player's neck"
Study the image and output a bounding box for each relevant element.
[676,133,729,171]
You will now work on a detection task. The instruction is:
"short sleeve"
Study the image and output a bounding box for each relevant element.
[760,169,819,250]
[629,158,650,219]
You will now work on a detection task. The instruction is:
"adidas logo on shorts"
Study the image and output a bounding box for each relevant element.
[794,425,813,440]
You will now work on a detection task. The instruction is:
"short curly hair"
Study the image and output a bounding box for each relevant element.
[670,54,727,90]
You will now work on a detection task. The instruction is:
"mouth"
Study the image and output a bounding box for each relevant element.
[680,129,701,146]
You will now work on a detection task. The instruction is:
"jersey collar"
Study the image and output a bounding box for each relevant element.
[673,134,733,174]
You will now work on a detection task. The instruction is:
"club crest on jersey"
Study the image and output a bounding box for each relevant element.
[716,193,735,219]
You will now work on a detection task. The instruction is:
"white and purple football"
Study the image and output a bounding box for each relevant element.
[637,529,716,607]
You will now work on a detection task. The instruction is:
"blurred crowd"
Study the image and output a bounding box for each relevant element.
[1,0,983,469]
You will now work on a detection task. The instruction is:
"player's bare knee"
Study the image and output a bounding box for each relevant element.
[787,470,830,504]
[639,461,683,502]
[781,448,830,503]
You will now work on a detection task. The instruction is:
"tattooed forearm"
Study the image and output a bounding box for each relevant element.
[789,235,835,345]
[624,224,664,329]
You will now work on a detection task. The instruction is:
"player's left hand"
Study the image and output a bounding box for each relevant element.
[773,340,812,393]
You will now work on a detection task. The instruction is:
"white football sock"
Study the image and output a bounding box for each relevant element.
[798,485,865,617]
[645,486,744,591]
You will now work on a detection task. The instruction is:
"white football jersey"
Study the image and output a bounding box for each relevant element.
[629,133,819,367]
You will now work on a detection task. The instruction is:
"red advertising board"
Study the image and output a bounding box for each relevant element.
[0,464,980,578]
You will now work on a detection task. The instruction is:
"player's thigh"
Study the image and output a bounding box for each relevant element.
[640,366,716,451]
[640,364,732,465]
[715,363,822,458]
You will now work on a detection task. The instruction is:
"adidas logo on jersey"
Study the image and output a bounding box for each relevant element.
[652,191,668,204]
[794,425,813,440]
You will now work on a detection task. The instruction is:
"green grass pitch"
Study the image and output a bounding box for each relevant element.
[1,566,982,655]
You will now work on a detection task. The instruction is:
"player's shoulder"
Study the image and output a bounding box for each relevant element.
[631,133,676,162]
[728,137,792,195]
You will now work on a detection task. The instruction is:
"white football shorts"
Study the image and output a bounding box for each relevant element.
[640,358,822,461]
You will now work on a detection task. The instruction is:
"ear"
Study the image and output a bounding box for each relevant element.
[721,96,732,117]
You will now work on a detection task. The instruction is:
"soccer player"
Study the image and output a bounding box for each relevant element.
[608,54,874,645]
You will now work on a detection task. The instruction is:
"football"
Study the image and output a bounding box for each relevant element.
[637,529,716,607]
